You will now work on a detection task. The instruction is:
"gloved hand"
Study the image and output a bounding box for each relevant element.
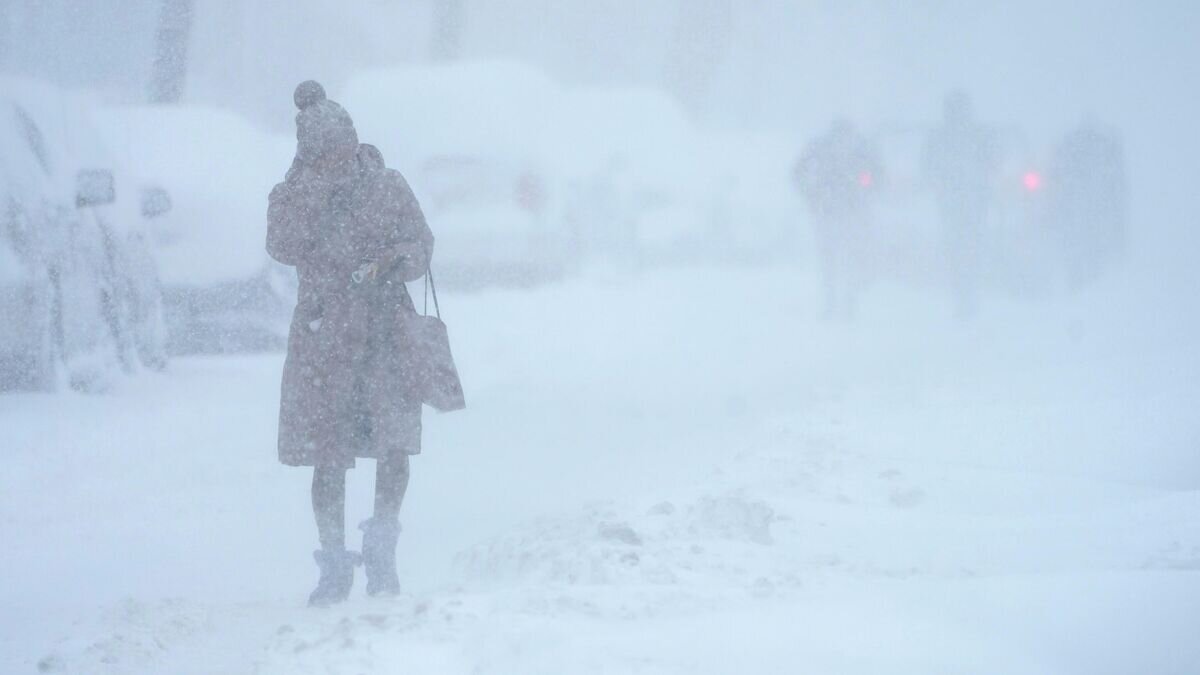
[351,261,379,284]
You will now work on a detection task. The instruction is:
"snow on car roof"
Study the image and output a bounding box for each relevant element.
[343,61,715,195]
[94,105,292,288]
[546,84,705,188]
[341,60,559,175]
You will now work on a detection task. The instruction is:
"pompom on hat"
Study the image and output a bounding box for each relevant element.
[294,80,327,110]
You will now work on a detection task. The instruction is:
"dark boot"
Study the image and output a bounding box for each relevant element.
[360,517,401,597]
[308,548,361,607]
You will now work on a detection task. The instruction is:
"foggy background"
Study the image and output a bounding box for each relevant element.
[2,2,1199,673]
[6,0,1198,284]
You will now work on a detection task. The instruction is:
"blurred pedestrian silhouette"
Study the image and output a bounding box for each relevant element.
[923,90,998,320]
[793,118,881,319]
[1047,119,1127,289]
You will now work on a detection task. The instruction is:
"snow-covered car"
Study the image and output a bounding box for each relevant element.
[550,86,794,267]
[346,62,789,279]
[547,85,703,267]
[95,106,295,354]
[0,77,166,392]
[342,61,572,289]
[411,152,557,287]
[668,128,797,265]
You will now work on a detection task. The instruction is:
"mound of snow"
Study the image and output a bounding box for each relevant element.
[456,493,789,593]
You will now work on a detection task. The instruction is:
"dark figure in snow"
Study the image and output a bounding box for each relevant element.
[1046,121,1127,289]
[793,118,881,319]
[267,80,434,606]
[922,90,998,320]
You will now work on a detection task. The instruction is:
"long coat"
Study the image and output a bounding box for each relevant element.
[267,156,434,468]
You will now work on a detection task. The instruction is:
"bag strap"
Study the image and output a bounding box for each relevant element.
[423,267,441,320]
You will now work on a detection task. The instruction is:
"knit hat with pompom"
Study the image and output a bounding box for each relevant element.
[293,80,358,165]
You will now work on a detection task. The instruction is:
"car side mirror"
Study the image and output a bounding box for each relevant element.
[76,169,115,208]
[140,186,172,219]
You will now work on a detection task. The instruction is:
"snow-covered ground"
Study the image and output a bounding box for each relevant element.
[3,263,1199,674]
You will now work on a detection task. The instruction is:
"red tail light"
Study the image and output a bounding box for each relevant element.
[858,171,874,188]
[1022,171,1042,192]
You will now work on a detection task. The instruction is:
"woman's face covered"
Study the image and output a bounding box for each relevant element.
[293,81,359,170]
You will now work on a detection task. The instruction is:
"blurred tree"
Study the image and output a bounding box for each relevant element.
[0,4,9,68]
[431,0,465,61]
[148,0,194,103]
[663,0,734,114]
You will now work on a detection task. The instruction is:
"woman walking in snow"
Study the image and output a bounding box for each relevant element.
[267,80,434,606]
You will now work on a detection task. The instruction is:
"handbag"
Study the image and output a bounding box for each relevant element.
[410,267,466,412]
